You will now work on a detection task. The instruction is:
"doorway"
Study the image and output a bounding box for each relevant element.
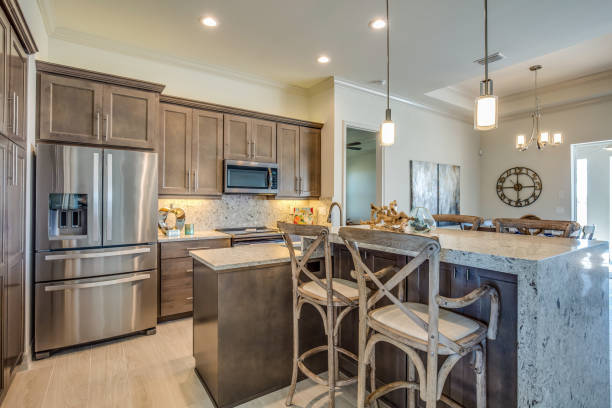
[571,140,612,241]
[344,127,381,225]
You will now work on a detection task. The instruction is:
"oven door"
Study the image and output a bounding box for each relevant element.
[224,160,278,194]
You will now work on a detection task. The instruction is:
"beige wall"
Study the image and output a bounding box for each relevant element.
[479,97,612,221]
[333,83,481,217]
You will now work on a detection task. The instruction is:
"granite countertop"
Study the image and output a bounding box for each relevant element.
[157,230,231,242]
[190,243,302,271]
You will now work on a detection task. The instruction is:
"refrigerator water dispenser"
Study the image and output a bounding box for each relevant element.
[48,193,88,239]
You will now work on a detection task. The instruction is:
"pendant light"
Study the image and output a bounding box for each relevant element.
[474,0,498,130]
[380,0,395,146]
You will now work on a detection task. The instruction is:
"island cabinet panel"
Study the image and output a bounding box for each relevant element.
[158,103,223,196]
[223,114,251,161]
[276,123,299,197]
[102,85,157,149]
[251,119,276,163]
[158,238,230,320]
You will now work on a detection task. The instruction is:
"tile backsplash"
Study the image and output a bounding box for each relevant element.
[158,195,331,231]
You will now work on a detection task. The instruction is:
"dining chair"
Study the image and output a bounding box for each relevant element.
[432,214,483,230]
[581,225,596,240]
[278,222,360,408]
[339,227,499,408]
[493,218,580,238]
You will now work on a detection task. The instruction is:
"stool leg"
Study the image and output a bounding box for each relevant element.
[327,305,336,407]
[369,347,379,408]
[285,295,299,406]
[357,309,368,408]
[333,307,340,383]
[408,359,416,408]
[475,340,487,408]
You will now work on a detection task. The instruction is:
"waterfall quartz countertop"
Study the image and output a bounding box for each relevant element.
[157,230,230,242]
[190,225,610,407]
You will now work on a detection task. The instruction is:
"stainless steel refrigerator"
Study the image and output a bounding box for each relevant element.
[34,143,158,358]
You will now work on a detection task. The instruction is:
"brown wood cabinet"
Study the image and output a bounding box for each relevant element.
[36,62,164,150]
[277,125,320,198]
[158,238,230,320]
[158,102,223,196]
[224,115,276,163]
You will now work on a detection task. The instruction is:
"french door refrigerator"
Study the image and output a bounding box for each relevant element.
[34,143,158,358]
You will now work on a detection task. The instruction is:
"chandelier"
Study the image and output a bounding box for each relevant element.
[515,65,563,151]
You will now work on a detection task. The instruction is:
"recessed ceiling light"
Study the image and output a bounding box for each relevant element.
[317,55,330,64]
[201,16,218,27]
[369,19,386,29]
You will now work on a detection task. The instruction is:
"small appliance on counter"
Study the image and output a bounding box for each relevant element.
[34,143,158,359]
[215,226,284,246]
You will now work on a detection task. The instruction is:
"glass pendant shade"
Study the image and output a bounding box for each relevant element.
[516,134,526,150]
[552,132,563,145]
[380,120,395,146]
[474,95,498,130]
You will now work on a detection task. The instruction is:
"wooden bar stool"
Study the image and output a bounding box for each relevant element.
[493,218,580,237]
[339,227,500,408]
[278,222,360,407]
[433,214,483,230]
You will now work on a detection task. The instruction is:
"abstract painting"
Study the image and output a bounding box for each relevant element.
[410,160,460,215]
[410,160,438,215]
[438,163,461,215]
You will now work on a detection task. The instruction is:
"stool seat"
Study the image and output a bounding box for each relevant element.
[369,302,485,347]
[298,278,361,302]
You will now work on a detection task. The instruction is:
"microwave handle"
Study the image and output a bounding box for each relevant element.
[268,168,273,188]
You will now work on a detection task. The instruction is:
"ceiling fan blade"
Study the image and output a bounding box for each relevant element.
[347,141,362,147]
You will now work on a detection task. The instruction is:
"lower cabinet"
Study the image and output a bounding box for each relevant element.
[0,135,25,401]
[158,238,230,320]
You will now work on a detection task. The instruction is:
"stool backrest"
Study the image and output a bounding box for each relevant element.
[338,227,462,354]
[581,224,596,240]
[277,222,354,305]
[433,214,483,230]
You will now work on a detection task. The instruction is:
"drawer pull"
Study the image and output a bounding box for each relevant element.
[45,247,151,260]
[44,273,150,292]
[186,269,193,273]
[187,247,210,251]
[186,297,194,301]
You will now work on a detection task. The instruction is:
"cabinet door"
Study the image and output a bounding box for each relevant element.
[223,114,251,161]
[6,32,26,147]
[276,124,299,197]
[299,127,321,197]
[0,137,6,393]
[103,85,157,149]
[5,143,24,374]
[39,73,104,144]
[251,119,276,163]
[192,109,223,196]
[160,257,193,317]
[0,13,9,137]
[158,103,192,195]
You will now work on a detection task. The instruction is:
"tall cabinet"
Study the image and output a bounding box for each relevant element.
[277,124,320,198]
[0,0,37,403]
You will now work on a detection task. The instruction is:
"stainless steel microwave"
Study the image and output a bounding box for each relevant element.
[224,160,278,194]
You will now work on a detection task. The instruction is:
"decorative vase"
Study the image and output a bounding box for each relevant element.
[408,207,436,232]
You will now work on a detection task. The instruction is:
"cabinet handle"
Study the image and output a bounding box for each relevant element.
[188,170,191,191]
[7,93,14,131]
[14,94,18,136]
[105,114,109,140]
[186,269,193,273]
[12,145,17,186]
[96,112,100,139]
[251,140,256,158]
[192,170,197,191]
[187,246,210,251]
[295,176,298,193]
[186,297,194,301]
[453,267,457,279]
[466,268,470,281]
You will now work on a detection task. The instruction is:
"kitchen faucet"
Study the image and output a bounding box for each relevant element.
[326,202,344,226]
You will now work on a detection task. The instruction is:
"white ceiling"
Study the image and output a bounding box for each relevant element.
[45,0,612,111]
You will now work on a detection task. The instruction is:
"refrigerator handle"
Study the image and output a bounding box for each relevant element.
[92,152,100,242]
[106,153,112,241]
[44,273,151,292]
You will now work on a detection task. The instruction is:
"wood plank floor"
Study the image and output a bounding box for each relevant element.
[1,318,357,408]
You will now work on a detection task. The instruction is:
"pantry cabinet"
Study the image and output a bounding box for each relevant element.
[277,124,320,198]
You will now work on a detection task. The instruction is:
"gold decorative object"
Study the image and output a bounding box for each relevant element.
[158,207,186,234]
[360,200,412,232]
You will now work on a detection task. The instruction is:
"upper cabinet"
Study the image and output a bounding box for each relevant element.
[277,125,320,198]
[223,115,276,163]
[158,102,223,196]
[36,62,165,150]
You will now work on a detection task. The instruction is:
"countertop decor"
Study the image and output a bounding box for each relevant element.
[360,200,412,232]
[158,207,186,234]
[157,230,230,242]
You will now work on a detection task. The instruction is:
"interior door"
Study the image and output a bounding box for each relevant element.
[103,149,157,246]
[191,109,223,195]
[277,124,299,197]
[7,30,26,147]
[251,119,276,163]
[158,103,192,195]
[6,143,24,374]
[103,85,157,149]
[223,114,251,161]
[299,127,321,197]
[35,144,103,251]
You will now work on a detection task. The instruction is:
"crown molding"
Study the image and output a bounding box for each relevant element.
[36,0,55,35]
[333,77,472,124]
[49,27,309,97]
[502,93,612,122]
[1,0,38,53]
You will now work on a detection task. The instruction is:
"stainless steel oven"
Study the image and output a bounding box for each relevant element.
[224,160,278,194]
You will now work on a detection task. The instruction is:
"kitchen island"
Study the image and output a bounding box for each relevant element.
[190,228,609,408]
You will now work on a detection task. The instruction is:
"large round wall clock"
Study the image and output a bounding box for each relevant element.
[496,167,542,207]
